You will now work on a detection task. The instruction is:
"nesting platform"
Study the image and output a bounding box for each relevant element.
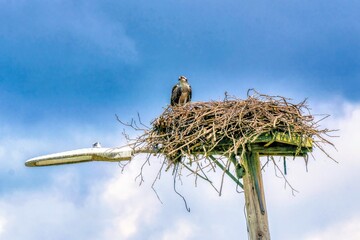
[250,131,312,156]
[136,92,328,165]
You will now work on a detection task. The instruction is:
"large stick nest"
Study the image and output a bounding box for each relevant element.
[121,90,336,200]
[133,90,334,168]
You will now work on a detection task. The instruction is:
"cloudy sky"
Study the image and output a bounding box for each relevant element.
[1,0,360,239]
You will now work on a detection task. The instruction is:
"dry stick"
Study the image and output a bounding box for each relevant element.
[271,157,299,195]
[167,132,206,156]
[208,155,244,189]
[151,161,166,204]
[173,164,191,212]
[135,154,151,186]
[181,162,220,194]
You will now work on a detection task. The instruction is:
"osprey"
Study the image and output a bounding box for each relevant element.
[171,76,192,106]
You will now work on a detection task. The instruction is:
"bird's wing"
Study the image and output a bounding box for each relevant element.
[188,85,192,102]
[171,84,181,106]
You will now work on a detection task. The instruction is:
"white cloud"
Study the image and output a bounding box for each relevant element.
[304,217,360,240]
[0,215,6,237]
[160,219,197,240]
[0,129,42,172]
[0,165,158,240]
[98,164,160,240]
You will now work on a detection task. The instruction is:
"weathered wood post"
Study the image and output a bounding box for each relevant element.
[242,151,270,239]
[236,132,313,239]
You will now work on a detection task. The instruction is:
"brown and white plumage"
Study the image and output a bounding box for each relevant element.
[171,76,192,106]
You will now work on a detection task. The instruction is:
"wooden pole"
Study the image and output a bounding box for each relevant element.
[242,151,271,239]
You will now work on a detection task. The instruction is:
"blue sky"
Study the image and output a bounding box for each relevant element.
[1,0,360,239]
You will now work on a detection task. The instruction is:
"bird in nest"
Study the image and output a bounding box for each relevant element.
[171,76,192,106]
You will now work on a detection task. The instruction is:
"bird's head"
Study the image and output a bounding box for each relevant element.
[178,76,188,83]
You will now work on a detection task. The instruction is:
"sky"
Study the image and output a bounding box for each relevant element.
[1,0,360,239]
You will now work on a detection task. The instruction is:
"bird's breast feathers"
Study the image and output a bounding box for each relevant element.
[171,81,192,106]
